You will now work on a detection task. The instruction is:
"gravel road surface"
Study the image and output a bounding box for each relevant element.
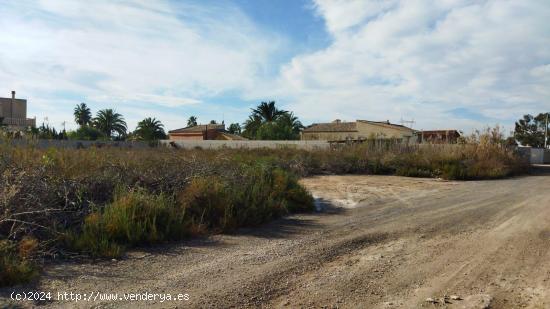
[3,168,550,308]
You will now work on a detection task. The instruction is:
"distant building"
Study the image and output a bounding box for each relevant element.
[419,130,461,144]
[0,91,36,129]
[168,123,247,141]
[301,119,416,143]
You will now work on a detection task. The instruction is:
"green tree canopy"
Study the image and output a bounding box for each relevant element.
[74,103,92,126]
[133,117,166,141]
[187,116,198,127]
[68,125,106,141]
[242,101,304,140]
[93,109,127,139]
[252,101,286,122]
[514,113,549,147]
[228,123,241,135]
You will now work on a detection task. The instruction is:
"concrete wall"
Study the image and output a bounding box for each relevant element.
[7,139,153,149]
[518,147,550,164]
[3,139,329,150]
[161,140,330,150]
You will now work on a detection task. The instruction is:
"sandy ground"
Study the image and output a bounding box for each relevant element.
[2,168,550,308]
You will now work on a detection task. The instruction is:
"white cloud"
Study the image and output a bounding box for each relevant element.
[276,0,550,131]
[1,0,549,133]
[0,0,282,130]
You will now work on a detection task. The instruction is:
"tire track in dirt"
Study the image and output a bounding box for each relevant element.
[2,173,549,308]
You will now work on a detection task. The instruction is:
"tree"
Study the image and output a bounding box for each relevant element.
[93,109,127,139]
[74,103,92,126]
[277,112,304,138]
[242,114,262,139]
[36,123,58,139]
[68,125,105,141]
[228,123,241,135]
[252,101,286,123]
[514,113,549,147]
[133,117,166,141]
[187,116,198,127]
[242,101,304,140]
[209,120,217,124]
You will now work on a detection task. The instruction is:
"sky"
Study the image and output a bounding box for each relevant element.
[1,0,549,134]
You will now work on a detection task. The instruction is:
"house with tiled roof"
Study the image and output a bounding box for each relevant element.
[168,123,247,141]
[301,119,416,143]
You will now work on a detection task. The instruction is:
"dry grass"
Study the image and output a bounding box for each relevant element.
[0,138,528,286]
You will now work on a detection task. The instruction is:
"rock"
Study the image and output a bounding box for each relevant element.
[445,294,492,309]
[450,295,462,300]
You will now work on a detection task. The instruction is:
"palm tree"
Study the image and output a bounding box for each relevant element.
[93,109,127,138]
[134,117,166,141]
[251,101,286,123]
[74,103,92,126]
[277,112,304,136]
[228,123,241,135]
[187,116,198,127]
[242,114,262,138]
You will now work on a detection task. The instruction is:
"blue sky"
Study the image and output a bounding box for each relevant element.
[1,0,549,133]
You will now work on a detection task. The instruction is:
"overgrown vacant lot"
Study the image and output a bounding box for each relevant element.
[0,142,528,287]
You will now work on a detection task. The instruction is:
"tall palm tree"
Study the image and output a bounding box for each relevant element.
[134,117,166,141]
[277,112,304,135]
[228,123,241,135]
[242,114,262,138]
[251,101,287,123]
[74,103,92,126]
[187,116,198,127]
[93,109,127,138]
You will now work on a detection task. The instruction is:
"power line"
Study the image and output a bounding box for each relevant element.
[400,117,415,129]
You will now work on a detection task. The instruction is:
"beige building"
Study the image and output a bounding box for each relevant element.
[0,91,36,129]
[168,123,247,141]
[301,120,416,143]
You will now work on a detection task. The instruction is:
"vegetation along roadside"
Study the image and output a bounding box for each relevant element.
[0,133,528,286]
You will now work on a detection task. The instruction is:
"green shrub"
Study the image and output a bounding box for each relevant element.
[0,140,528,285]
[178,167,314,233]
[70,166,314,258]
[67,125,106,141]
[0,239,38,287]
[73,189,185,257]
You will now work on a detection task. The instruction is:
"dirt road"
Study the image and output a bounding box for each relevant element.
[3,170,550,308]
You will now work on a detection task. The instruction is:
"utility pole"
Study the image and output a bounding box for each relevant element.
[400,117,416,129]
[545,113,548,149]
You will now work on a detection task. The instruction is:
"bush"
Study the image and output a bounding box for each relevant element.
[0,141,527,286]
[71,166,314,258]
[67,125,106,141]
[0,239,38,286]
[177,167,314,233]
[73,189,185,257]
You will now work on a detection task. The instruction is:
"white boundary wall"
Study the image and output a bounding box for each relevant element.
[3,139,329,150]
[160,140,330,150]
[518,147,550,164]
[7,139,153,149]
